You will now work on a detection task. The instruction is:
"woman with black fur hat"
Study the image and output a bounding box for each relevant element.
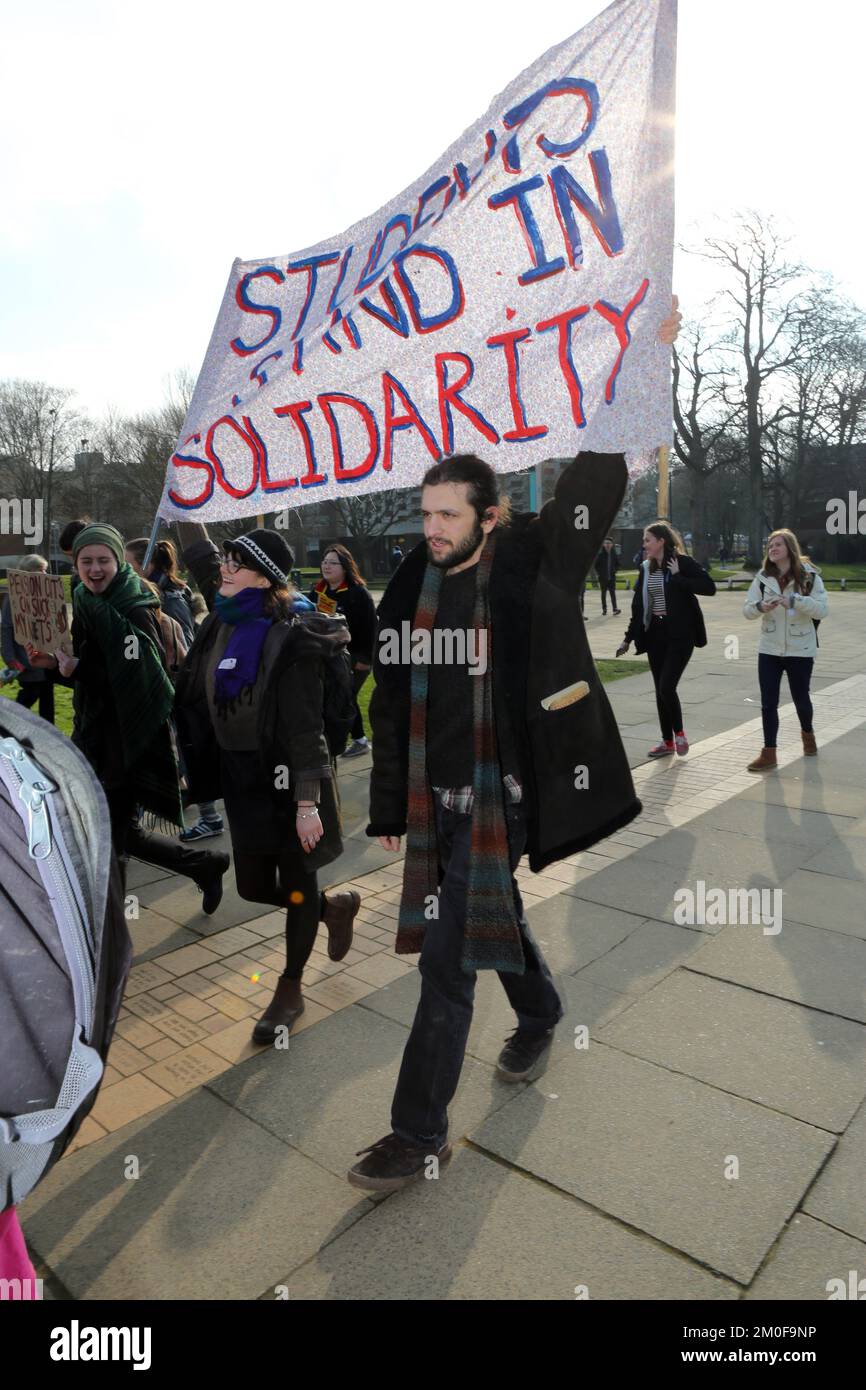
[175,527,361,1043]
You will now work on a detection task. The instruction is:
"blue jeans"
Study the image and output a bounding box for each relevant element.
[758,653,814,747]
[391,796,563,1149]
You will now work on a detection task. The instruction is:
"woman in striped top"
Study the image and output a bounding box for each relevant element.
[616,522,716,758]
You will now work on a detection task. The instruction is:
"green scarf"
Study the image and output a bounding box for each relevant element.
[73,564,183,827]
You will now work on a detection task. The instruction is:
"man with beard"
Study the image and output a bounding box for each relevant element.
[347,452,640,1192]
[347,287,681,1192]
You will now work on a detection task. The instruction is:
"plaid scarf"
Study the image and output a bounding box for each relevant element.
[396,532,524,974]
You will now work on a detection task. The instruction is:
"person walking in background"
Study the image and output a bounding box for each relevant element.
[309,544,377,759]
[616,522,716,758]
[743,529,828,772]
[391,540,404,573]
[58,519,89,593]
[125,536,222,838]
[175,529,361,1043]
[594,536,621,616]
[1,555,56,724]
[125,537,196,647]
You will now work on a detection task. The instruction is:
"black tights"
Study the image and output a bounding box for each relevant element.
[645,622,694,742]
[105,787,226,887]
[233,850,323,979]
[350,666,370,741]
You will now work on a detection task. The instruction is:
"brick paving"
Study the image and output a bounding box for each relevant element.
[65,668,866,1153]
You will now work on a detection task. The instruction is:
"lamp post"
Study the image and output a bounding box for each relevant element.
[45,407,57,572]
[79,438,91,519]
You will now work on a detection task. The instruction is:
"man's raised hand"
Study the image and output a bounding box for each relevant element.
[658,294,682,345]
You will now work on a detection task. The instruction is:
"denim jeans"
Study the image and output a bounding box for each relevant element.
[758,653,814,746]
[391,795,563,1149]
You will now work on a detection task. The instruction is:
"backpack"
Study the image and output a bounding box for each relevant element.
[159,583,196,648]
[320,645,356,758]
[154,607,188,679]
[758,580,820,647]
[286,608,356,759]
[0,702,131,1210]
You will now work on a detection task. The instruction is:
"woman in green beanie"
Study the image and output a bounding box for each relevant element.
[27,523,228,909]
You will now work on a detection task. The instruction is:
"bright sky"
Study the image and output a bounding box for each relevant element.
[1,0,862,424]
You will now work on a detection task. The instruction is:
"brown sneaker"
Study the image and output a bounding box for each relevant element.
[802,730,818,756]
[252,977,304,1045]
[347,1132,452,1193]
[748,747,778,772]
[321,889,361,961]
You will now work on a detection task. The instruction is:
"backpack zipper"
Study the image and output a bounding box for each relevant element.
[0,736,95,1026]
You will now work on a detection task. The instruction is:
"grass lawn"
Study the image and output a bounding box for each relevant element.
[1,681,75,736]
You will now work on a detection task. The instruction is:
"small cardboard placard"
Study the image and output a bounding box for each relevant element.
[7,570,73,655]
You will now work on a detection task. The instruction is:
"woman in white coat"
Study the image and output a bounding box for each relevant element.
[743,529,829,771]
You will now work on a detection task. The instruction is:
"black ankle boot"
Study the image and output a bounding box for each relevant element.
[252,977,305,1044]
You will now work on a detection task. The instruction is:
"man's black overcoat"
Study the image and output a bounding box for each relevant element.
[367,452,642,871]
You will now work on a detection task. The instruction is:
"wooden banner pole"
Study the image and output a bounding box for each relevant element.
[657,445,670,521]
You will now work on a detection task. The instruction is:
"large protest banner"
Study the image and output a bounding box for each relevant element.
[7,570,73,656]
[157,0,676,524]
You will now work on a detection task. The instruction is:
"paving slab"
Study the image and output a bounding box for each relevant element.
[127,908,199,963]
[125,861,175,890]
[745,1213,866,1301]
[524,896,650,974]
[575,919,730,995]
[740,777,866,818]
[800,839,866,882]
[595,970,866,1132]
[802,1099,866,1242]
[633,826,805,881]
[682,800,858,849]
[135,876,276,934]
[279,1146,738,1301]
[208,1004,513,1182]
[775,870,866,939]
[687,921,866,1024]
[19,1089,369,1300]
[470,1043,834,1283]
[319,836,398,887]
[560,854,768,932]
[358,965,633,1074]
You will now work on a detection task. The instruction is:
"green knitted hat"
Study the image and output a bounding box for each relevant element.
[72,523,126,566]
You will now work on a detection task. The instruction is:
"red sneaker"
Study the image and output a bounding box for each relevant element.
[675,733,689,756]
[647,740,675,758]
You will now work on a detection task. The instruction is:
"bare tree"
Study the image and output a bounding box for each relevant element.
[329,488,412,575]
[672,322,741,563]
[0,379,82,559]
[691,213,812,565]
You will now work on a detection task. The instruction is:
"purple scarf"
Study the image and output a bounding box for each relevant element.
[213,589,272,709]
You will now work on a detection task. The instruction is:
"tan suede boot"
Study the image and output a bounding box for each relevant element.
[748,747,778,772]
[802,730,817,756]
